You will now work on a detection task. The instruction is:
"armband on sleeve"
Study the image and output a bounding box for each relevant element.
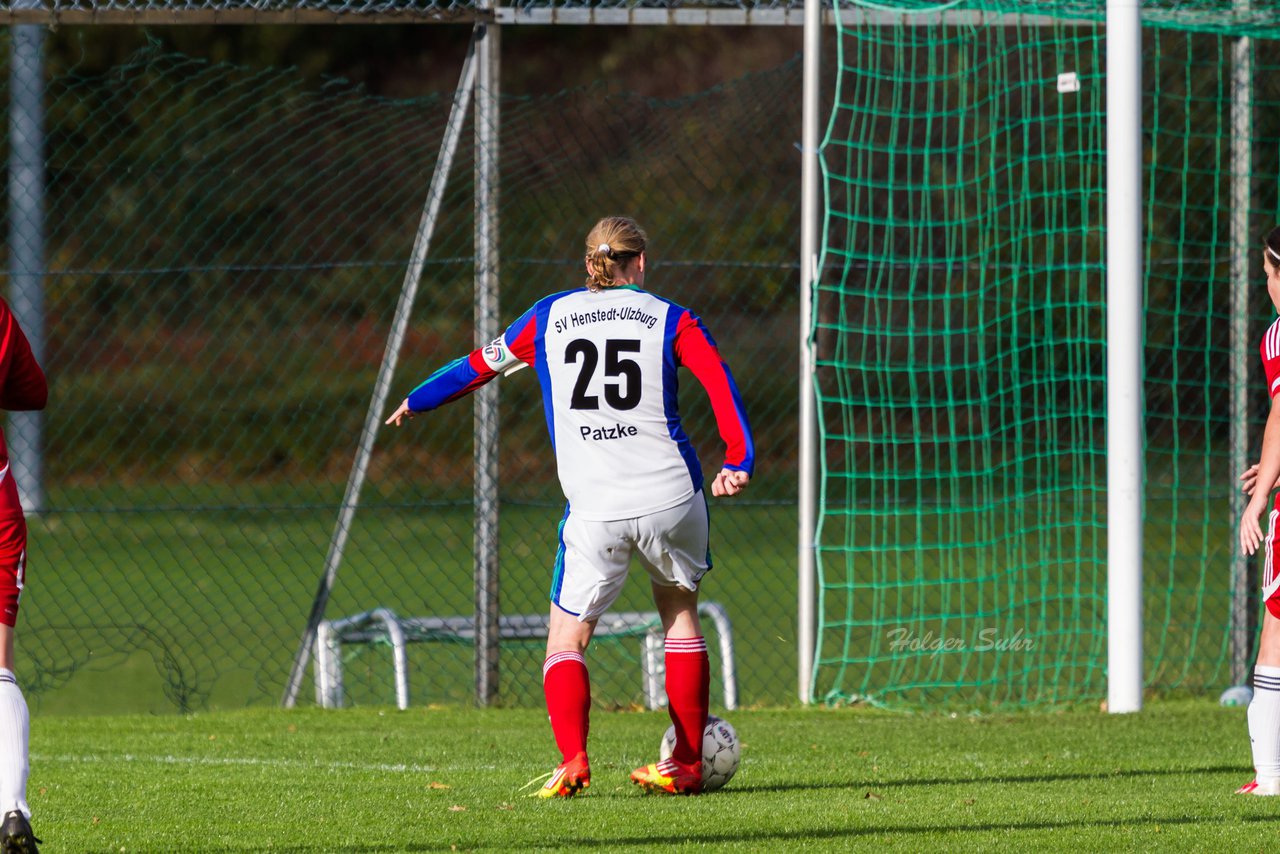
[481,336,527,376]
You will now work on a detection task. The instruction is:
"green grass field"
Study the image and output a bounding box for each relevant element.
[17,483,1241,715]
[21,497,799,714]
[21,700,1278,851]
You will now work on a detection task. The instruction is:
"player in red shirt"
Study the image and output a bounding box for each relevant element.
[1237,225,1280,797]
[0,299,47,853]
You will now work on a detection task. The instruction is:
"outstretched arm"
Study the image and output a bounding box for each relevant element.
[385,351,500,428]
[1242,394,1280,554]
[385,397,418,427]
[386,307,537,428]
[673,310,755,494]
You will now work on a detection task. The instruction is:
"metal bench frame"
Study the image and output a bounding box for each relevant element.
[315,601,737,710]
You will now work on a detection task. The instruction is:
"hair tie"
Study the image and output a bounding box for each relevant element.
[597,243,611,256]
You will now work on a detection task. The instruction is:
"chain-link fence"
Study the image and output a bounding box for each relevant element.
[5,35,804,713]
[12,0,1269,715]
[0,0,812,26]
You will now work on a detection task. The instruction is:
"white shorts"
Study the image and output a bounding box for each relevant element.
[550,491,711,621]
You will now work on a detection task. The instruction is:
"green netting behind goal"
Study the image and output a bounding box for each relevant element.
[812,4,1280,708]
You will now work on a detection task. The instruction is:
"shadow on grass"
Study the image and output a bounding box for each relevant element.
[158,813,1280,853]
[729,763,1248,793]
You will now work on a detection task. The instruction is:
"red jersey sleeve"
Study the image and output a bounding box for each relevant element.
[672,310,755,475]
[1263,318,1280,400]
[0,299,46,412]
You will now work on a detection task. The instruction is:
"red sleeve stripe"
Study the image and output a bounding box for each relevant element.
[406,351,496,412]
[673,311,755,474]
[439,350,499,403]
[506,310,538,364]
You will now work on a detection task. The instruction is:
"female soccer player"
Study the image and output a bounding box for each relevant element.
[0,298,48,852]
[387,216,754,797]
[1237,224,1280,797]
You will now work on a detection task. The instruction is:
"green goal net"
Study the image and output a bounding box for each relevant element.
[812,2,1280,707]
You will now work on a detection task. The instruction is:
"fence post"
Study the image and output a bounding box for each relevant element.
[796,0,821,706]
[8,19,46,513]
[281,28,481,708]
[474,11,501,707]
[1106,0,1145,714]
[1228,22,1255,694]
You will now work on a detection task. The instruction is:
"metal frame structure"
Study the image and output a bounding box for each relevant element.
[797,0,819,704]
[0,3,1084,25]
[1105,0,1144,714]
[1228,8,1255,696]
[314,601,738,711]
[8,11,45,514]
[282,27,481,707]
[5,0,1154,711]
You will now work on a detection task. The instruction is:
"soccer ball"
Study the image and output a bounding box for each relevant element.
[658,714,740,792]
[1220,685,1254,707]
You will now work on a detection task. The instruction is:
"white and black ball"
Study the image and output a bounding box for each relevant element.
[658,714,741,791]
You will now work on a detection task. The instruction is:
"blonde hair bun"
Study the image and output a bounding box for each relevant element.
[584,217,646,291]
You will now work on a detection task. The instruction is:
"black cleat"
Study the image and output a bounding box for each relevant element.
[0,811,40,854]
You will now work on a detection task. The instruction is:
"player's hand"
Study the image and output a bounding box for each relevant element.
[712,469,749,497]
[1241,497,1268,556]
[1241,463,1261,496]
[385,399,416,427]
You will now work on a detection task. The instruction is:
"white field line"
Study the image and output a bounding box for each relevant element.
[28,753,495,775]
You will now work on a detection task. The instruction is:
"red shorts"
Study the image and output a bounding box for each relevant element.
[1266,493,1280,620]
[0,513,28,627]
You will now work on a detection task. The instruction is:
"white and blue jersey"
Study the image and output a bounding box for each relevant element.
[406,285,754,522]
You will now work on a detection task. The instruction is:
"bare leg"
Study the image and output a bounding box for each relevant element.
[651,581,701,639]
[545,605,596,656]
[1258,608,1280,667]
[0,623,12,671]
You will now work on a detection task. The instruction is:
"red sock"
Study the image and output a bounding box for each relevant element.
[664,636,709,768]
[542,651,590,762]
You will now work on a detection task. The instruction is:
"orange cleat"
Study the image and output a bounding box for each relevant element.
[535,752,591,799]
[629,757,702,795]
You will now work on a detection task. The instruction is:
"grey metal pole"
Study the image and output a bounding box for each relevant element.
[8,22,45,513]
[282,28,480,707]
[1105,0,1145,714]
[797,0,821,704]
[474,14,501,707]
[1229,28,1254,689]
